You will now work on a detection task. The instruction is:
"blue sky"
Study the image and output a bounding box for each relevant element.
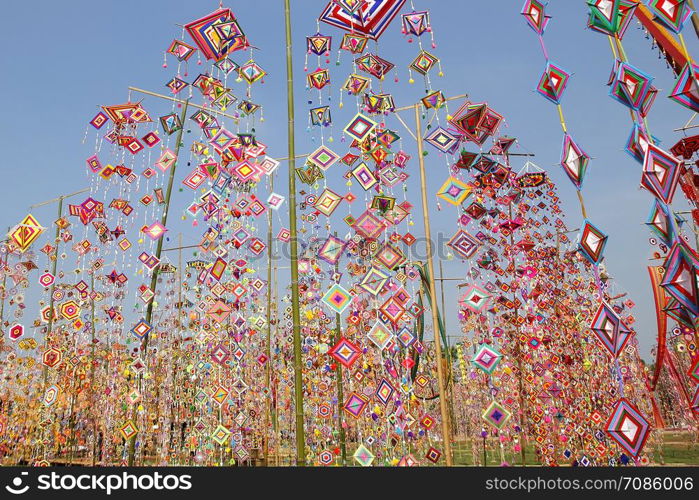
[0,1,696,358]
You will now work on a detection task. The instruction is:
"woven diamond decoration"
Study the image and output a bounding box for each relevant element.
[130,318,153,340]
[379,296,405,324]
[351,162,378,190]
[410,50,439,75]
[521,0,550,35]
[119,420,139,441]
[329,337,362,368]
[646,198,674,246]
[344,392,370,418]
[159,113,182,135]
[482,400,511,430]
[605,398,650,458]
[185,8,246,61]
[353,443,375,466]
[447,229,481,260]
[560,134,589,189]
[641,143,681,204]
[459,285,491,312]
[648,0,692,33]
[670,63,699,112]
[155,149,177,171]
[344,113,377,141]
[322,284,352,314]
[609,61,654,111]
[578,219,608,264]
[238,60,266,84]
[437,177,472,206]
[318,235,348,266]
[375,243,406,270]
[661,239,699,316]
[320,0,406,40]
[536,61,570,104]
[590,302,633,357]
[472,345,503,374]
[424,126,460,153]
[308,145,340,170]
[211,424,232,445]
[9,214,44,252]
[367,321,393,350]
[315,188,343,216]
[396,326,416,347]
[375,378,395,405]
[353,210,385,239]
[359,266,390,295]
[144,221,167,241]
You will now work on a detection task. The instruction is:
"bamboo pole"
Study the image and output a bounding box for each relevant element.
[89,271,98,466]
[264,174,275,466]
[687,0,699,40]
[128,100,190,466]
[439,260,456,444]
[413,104,453,465]
[0,229,9,353]
[333,234,347,466]
[507,201,528,467]
[283,0,306,466]
[35,188,88,460]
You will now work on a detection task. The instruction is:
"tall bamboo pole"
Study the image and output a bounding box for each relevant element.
[283,0,306,465]
[263,175,275,465]
[413,104,453,465]
[333,235,347,465]
[89,271,98,466]
[0,230,9,352]
[438,260,456,444]
[128,100,189,466]
[41,197,64,388]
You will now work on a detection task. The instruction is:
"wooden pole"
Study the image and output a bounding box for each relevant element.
[439,260,456,444]
[413,104,453,465]
[0,230,9,353]
[128,100,190,466]
[333,234,347,466]
[283,0,306,466]
[264,175,274,466]
[686,0,699,40]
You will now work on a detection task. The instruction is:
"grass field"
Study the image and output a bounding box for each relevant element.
[451,430,699,466]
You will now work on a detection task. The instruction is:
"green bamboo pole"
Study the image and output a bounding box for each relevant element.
[439,261,456,444]
[263,174,275,465]
[89,271,98,466]
[333,235,347,466]
[128,99,189,466]
[0,230,8,352]
[283,0,306,466]
[38,198,65,461]
[414,104,453,465]
[41,198,64,387]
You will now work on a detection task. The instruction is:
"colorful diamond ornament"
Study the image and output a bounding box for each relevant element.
[578,219,608,265]
[641,144,682,204]
[605,398,650,458]
[322,284,352,314]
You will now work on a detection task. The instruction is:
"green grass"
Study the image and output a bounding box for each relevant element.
[451,431,699,466]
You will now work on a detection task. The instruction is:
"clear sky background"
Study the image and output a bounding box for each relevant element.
[0,1,696,359]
